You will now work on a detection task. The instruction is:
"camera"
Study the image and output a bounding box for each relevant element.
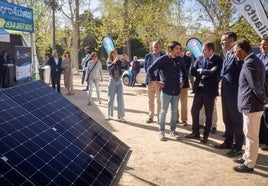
[119,54,125,61]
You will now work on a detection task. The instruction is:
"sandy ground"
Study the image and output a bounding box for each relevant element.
[62,72,268,186]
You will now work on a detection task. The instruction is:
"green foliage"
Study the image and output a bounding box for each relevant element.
[232,18,261,46]
[8,0,266,63]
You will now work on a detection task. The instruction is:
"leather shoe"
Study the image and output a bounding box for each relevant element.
[233,158,245,164]
[214,143,232,149]
[200,137,208,143]
[211,127,217,134]
[261,144,268,151]
[233,164,254,173]
[185,133,200,139]
[146,118,153,123]
[226,149,243,157]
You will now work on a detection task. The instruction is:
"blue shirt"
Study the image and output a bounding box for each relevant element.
[144,52,164,85]
[257,53,268,71]
[257,53,268,95]
[147,54,187,96]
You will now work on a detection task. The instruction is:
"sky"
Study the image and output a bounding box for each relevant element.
[89,0,101,18]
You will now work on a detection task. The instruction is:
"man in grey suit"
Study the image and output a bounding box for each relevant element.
[233,40,266,173]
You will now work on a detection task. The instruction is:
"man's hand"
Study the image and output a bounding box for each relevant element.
[157,81,165,89]
[197,68,203,74]
[179,82,184,89]
[210,66,217,71]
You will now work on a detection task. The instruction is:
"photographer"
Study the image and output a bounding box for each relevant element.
[106,48,129,122]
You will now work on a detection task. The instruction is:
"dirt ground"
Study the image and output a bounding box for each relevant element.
[63,72,268,186]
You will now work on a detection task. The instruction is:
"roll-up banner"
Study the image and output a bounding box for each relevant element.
[231,0,268,38]
[102,36,115,55]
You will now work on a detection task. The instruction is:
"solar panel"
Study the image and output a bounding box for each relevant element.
[0,158,34,186]
[3,81,129,174]
[1,81,129,185]
[0,92,115,185]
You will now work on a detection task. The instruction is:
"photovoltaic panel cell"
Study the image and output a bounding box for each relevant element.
[3,81,129,174]
[0,158,34,186]
[0,91,117,185]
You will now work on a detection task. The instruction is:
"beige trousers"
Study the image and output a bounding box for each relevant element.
[242,111,263,168]
[147,81,161,120]
[178,88,188,123]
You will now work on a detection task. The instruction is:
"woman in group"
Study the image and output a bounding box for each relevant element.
[106,48,130,122]
[62,51,74,95]
[85,52,103,105]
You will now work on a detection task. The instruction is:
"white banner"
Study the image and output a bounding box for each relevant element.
[0,34,10,42]
[231,0,268,38]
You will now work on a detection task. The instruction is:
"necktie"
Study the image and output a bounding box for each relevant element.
[205,58,209,69]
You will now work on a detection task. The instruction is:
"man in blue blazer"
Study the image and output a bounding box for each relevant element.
[144,40,165,123]
[233,40,266,173]
[47,50,62,93]
[185,41,222,143]
[215,32,244,158]
[257,36,268,151]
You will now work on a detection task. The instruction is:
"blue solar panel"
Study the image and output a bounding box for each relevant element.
[0,81,129,185]
[0,158,34,186]
[3,81,129,174]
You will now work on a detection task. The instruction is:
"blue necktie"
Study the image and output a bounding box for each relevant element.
[205,58,209,69]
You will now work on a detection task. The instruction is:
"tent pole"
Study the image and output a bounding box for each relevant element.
[31,33,39,80]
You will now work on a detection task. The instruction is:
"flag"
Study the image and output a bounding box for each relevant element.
[186,38,203,59]
[102,36,115,55]
[231,0,268,38]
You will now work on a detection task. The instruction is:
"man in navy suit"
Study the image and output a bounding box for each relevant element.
[215,32,244,158]
[257,36,268,151]
[47,50,62,93]
[0,51,10,88]
[185,41,222,143]
[233,40,266,173]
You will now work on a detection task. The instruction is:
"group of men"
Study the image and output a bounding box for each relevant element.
[144,32,268,173]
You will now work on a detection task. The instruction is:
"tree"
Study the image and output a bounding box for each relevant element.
[60,0,81,72]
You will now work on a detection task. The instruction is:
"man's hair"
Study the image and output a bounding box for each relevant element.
[152,40,161,47]
[84,46,90,51]
[223,31,237,42]
[262,36,268,41]
[168,41,181,51]
[235,39,252,54]
[204,41,215,51]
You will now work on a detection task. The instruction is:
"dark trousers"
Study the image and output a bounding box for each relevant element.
[81,70,89,89]
[221,94,244,150]
[51,71,61,93]
[0,69,7,88]
[131,70,138,86]
[191,88,216,138]
[260,107,268,145]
